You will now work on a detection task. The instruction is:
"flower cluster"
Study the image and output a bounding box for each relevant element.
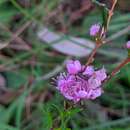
[55,60,107,103]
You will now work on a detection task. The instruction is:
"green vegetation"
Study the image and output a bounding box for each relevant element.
[0,0,130,130]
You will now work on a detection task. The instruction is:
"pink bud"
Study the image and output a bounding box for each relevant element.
[90,24,100,36]
[126,41,130,49]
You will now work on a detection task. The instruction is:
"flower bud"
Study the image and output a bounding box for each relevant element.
[126,41,130,49]
[126,41,130,57]
[90,24,100,37]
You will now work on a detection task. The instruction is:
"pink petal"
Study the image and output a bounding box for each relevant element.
[88,76,101,89]
[66,60,81,74]
[74,60,82,71]
[90,88,102,99]
[95,67,107,81]
[83,66,94,76]
[76,90,88,98]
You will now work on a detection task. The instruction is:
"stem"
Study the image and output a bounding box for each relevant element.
[86,0,117,66]
[111,58,130,77]
[106,0,117,32]
[108,58,130,81]
[86,44,101,66]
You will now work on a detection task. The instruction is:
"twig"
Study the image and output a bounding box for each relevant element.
[111,58,130,77]
[105,0,117,32]
[106,58,130,82]
[10,21,31,41]
[0,21,31,50]
[86,44,101,65]
[86,0,117,66]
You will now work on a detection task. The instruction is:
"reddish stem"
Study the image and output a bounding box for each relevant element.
[107,58,130,81]
[86,0,117,66]
[86,44,101,66]
[105,0,117,32]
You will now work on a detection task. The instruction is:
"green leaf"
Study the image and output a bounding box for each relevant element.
[54,128,71,130]
[101,6,108,28]
[0,100,18,123]
[15,95,26,128]
[4,71,27,89]
[66,108,81,117]
[92,0,109,28]
[0,3,17,24]
[0,124,19,130]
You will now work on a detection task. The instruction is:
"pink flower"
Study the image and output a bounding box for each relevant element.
[76,90,88,98]
[89,88,102,100]
[126,41,130,49]
[57,74,83,102]
[66,60,82,74]
[88,75,101,89]
[54,60,107,103]
[83,66,94,76]
[95,67,107,81]
[90,24,100,36]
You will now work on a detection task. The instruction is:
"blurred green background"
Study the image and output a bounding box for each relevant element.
[0,0,130,130]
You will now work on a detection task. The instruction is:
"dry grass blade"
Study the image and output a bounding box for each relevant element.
[0,21,32,50]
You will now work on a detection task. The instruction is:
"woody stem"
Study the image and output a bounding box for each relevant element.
[86,44,101,66]
[107,58,130,81]
[105,0,117,32]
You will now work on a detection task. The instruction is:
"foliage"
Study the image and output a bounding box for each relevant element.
[0,0,130,130]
